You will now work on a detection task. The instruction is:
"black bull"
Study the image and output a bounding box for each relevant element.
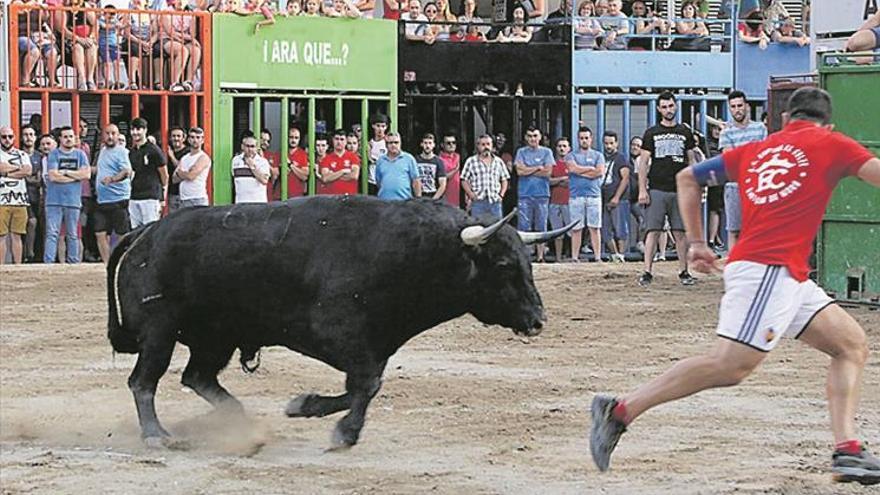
[107,195,571,449]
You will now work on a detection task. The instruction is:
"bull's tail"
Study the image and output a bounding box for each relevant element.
[107,225,152,354]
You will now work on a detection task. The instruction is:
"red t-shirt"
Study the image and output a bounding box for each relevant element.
[550,158,569,205]
[320,151,361,195]
[287,147,309,198]
[262,150,281,200]
[723,120,874,281]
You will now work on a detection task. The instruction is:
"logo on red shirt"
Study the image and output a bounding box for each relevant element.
[743,145,810,205]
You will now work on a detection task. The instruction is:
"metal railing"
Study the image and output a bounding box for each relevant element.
[571,15,734,52]
[398,18,570,45]
[9,4,210,92]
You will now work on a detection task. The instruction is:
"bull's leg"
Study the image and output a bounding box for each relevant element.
[285,392,351,418]
[181,347,243,413]
[128,333,176,445]
[329,360,387,450]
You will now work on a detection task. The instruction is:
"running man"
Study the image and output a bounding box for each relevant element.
[590,87,880,485]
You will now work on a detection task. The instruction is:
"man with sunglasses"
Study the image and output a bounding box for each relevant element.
[0,127,34,264]
[439,132,461,208]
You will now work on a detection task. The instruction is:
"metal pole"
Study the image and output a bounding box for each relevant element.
[280,97,289,200]
[307,98,316,196]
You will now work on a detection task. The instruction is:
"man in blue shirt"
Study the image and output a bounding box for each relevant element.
[515,126,555,262]
[376,132,422,201]
[44,126,92,263]
[94,124,132,264]
[566,126,606,262]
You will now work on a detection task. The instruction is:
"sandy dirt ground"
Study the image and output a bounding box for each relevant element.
[1,262,878,495]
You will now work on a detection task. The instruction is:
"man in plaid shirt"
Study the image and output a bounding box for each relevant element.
[462,134,510,220]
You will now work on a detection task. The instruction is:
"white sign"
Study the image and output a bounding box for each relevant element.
[262,40,351,67]
[813,0,876,35]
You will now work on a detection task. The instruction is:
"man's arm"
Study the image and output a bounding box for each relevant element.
[178,155,210,181]
[610,166,629,206]
[434,176,448,199]
[857,157,880,187]
[566,159,602,178]
[0,158,32,179]
[461,179,476,201]
[499,178,508,198]
[290,159,310,181]
[157,166,169,188]
[515,160,538,176]
[412,177,422,197]
[677,155,729,273]
[346,164,361,181]
[102,166,132,185]
[321,167,344,183]
[637,149,651,204]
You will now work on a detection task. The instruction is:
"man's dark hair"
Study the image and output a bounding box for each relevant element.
[727,90,747,103]
[477,134,494,142]
[786,87,832,125]
[422,132,435,141]
[260,128,272,138]
[369,113,389,125]
[58,125,74,134]
[603,130,618,141]
[577,126,593,136]
[525,125,541,135]
[630,136,642,144]
[169,125,186,135]
[333,128,347,137]
[130,117,148,129]
[315,133,329,143]
[39,133,56,144]
[554,136,570,147]
[189,126,205,135]
[240,129,255,141]
[657,91,676,103]
[346,132,358,139]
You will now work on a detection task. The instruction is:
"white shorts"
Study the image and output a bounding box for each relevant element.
[569,196,602,230]
[129,199,161,228]
[717,261,834,352]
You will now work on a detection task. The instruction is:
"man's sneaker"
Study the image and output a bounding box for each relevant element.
[638,271,653,286]
[590,395,627,472]
[832,446,880,485]
[611,253,625,263]
[679,270,696,286]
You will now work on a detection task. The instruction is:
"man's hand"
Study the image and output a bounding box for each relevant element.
[638,190,650,206]
[608,197,619,209]
[688,242,723,274]
[101,176,113,186]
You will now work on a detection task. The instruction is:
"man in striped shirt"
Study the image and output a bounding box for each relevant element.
[719,90,767,251]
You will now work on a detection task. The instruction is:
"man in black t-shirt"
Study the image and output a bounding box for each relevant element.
[165,126,189,212]
[415,133,447,200]
[601,131,631,262]
[128,118,168,227]
[636,91,699,287]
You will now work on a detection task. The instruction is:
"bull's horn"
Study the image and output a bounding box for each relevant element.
[460,209,517,246]
[518,220,579,245]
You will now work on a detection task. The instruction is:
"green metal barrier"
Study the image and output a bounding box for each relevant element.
[818,53,880,303]
[211,15,398,204]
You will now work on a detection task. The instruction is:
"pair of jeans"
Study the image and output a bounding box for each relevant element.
[44,205,81,263]
[471,199,502,220]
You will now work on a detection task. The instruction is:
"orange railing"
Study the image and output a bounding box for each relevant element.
[8,3,212,145]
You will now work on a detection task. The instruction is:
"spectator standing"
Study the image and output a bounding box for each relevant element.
[461,134,509,219]
[0,126,33,264]
[94,124,132,263]
[172,127,211,207]
[376,133,421,200]
[232,134,271,204]
[566,126,605,262]
[27,133,55,262]
[705,124,724,251]
[439,132,461,207]
[544,0,572,42]
[98,6,123,89]
[627,136,645,253]
[345,132,360,154]
[44,126,90,263]
[549,136,571,262]
[367,115,389,195]
[313,133,330,195]
[19,126,40,261]
[599,0,628,50]
[128,118,168,227]
[259,128,281,200]
[636,91,699,286]
[415,133,447,200]
[601,130,630,262]
[287,126,310,198]
[719,90,767,251]
[514,127,554,263]
[166,126,189,211]
[321,129,361,195]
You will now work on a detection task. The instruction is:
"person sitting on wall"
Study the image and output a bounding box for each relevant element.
[845,10,880,53]
[401,0,430,42]
[327,0,361,17]
[302,0,323,16]
[234,0,276,34]
[770,17,809,47]
[574,0,602,50]
[628,0,669,51]
[14,0,60,88]
[496,4,532,43]
[281,0,301,15]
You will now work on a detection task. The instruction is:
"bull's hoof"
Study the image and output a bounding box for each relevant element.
[285,393,318,417]
[143,435,191,451]
[328,423,358,451]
